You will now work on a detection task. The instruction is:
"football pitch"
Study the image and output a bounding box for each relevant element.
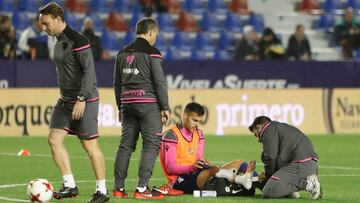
[0,134,359,203]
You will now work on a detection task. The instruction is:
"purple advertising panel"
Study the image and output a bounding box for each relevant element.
[0,60,16,88]
[1,60,360,88]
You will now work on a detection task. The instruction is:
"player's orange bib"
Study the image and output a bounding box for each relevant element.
[160,125,200,183]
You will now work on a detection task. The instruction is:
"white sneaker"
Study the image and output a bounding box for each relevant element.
[288,192,300,199]
[306,174,323,200]
[234,160,256,190]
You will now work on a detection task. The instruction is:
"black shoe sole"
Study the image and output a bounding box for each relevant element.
[53,193,78,200]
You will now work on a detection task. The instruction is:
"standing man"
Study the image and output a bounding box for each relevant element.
[248,116,323,199]
[39,3,109,203]
[113,17,169,199]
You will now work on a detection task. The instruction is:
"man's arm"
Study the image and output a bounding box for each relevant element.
[196,129,204,161]
[162,131,196,175]
[113,54,122,111]
[150,54,169,111]
[75,47,96,99]
[18,28,31,53]
[261,127,280,178]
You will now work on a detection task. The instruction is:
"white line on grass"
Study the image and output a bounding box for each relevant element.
[0,179,163,202]
[2,152,360,171]
[1,174,360,202]
[0,196,30,202]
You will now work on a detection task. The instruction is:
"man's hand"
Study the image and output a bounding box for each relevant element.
[72,101,86,120]
[161,110,170,125]
[194,160,205,169]
[258,172,267,183]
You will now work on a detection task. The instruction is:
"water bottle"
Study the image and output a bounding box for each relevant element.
[193,190,217,197]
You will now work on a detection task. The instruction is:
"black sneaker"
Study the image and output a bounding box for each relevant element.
[87,191,110,203]
[53,185,79,199]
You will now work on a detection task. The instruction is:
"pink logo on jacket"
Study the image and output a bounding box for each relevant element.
[126,55,135,65]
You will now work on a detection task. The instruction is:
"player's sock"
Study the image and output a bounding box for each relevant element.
[96,179,107,194]
[215,168,237,182]
[63,174,76,188]
[234,171,253,190]
[136,186,146,193]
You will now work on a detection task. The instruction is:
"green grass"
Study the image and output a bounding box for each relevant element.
[0,135,360,202]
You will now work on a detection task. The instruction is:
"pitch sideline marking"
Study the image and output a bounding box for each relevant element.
[0,179,164,202]
[0,196,30,202]
[1,174,360,202]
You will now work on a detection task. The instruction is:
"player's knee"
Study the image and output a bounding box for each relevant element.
[261,187,272,198]
[48,135,59,148]
[262,186,284,199]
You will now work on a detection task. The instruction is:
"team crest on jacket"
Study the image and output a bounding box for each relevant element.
[188,147,194,155]
[126,55,135,65]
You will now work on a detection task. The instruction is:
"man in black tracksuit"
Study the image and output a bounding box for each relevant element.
[249,116,323,200]
[39,3,108,203]
[113,17,169,200]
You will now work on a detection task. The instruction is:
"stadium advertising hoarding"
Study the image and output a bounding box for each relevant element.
[1,61,360,88]
[326,89,360,133]
[3,88,358,136]
[168,89,326,135]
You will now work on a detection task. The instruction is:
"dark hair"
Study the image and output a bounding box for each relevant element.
[136,17,159,35]
[263,27,275,37]
[39,2,64,22]
[296,24,303,31]
[248,116,271,132]
[0,15,10,24]
[184,102,205,116]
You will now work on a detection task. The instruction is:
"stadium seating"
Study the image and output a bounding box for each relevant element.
[229,0,251,14]
[41,0,63,6]
[190,49,208,60]
[123,32,136,46]
[171,31,192,51]
[0,0,15,12]
[165,47,183,60]
[200,12,221,32]
[177,11,199,32]
[129,11,145,30]
[208,0,228,15]
[300,0,321,14]
[224,12,243,33]
[347,0,360,12]
[66,0,89,13]
[12,11,31,32]
[217,30,236,51]
[18,0,40,13]
[112,0,134,14]
[323,0,343,14]
[157,13,177,32]
[105,12,129,32]
[101,29,122,52]
[154,33,168,51]
[183,0,206,15]
[88,13,104,33]
[3,0,346,61]
[316,13,336,32]
[214,49,231,60]
[194,32,215,51]
[247,13,265,33]
[89,0,110,13]
[161,0,182,14]
[64,12,81,31]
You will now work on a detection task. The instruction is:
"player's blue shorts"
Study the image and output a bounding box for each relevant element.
[173,170,201,194]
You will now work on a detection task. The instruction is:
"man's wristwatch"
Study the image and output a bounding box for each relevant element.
[77,95,86,102]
